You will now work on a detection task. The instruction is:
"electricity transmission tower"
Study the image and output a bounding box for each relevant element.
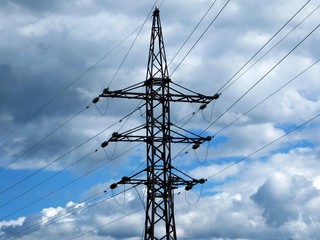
[94,8,219,240]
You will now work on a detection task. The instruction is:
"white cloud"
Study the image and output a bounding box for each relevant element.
[0,0,319,239]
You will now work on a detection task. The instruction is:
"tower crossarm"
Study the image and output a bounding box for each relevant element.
[110,168,207,192]
[105,129,212,144]
[94,82,220,104]
[107,135,211,143]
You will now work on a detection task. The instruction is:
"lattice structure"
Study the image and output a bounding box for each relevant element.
[94,8,219,240]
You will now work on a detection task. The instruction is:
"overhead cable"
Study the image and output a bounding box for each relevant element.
[7,187,131,239]
[221,1,319,93]
[215,58,320,135]
[0,22,146,144]
[206,112,320,180]
[0,105,143,196]
[170,0,231,76]
[168,0,218,66]
[201,23,320,135]
[0,104,91,173]
[0,142,142,221]
[107,0,159,88]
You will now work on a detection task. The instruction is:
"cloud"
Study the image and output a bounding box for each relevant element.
[251,172,319,227]
[0,0,320,239]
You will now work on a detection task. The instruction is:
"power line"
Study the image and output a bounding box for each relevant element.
[0,5,161,199]
[0,148,97,209]
[0,142,142,221]
[65,112,320,240]
[6,187,134,239]
[216,0,312,93]
[215,58,320,135]
[5,185,107,239]
[13,93,320,240]
[69,208,144,240]
[107,0,159,88]
[166,1,319,163]
[0,1,163,177]
[168,0,218,66]
[170,59,319,177]
[0,104,91,173]
[69,190,184,240]
[170,52,320,166]
[130,3,319,184]
[221,1,320,93]
[0,105,143,196]
[170,0,231,76]
[167,0,316,143]
[1,2,318,238]
[206,112,320,180]
[0,22,146,144]
[201,23,320,135]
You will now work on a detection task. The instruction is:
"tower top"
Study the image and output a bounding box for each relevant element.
[153,7,159,16]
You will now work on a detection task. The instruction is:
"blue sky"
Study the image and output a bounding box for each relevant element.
[1,0,320,239]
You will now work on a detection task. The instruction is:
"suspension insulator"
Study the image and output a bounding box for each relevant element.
[213,93,220,99]
[103,88,110,94]
[185,184,193,191]
[192,143,200,150]
[92,97,99,104]
[206,136,212,141]
[199,103,207,110]
[199,178,206,184]
[120,176,130,184]
[101,141,108,148]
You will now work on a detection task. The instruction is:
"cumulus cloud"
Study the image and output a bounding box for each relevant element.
[0,0,320,239]
[251,172,319,227]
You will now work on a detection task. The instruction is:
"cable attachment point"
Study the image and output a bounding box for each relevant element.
[101,141,109,148]
[192,143,200,150]
[119,176,130,184]
[198,178,206,184]
[206,136,213,141]
[199,103,207,110]
[110,132,122,141]
[92,97,100,104]
[213,93,221,100]
[103,87,110,94]
[110,176,131,190]
[185,184,193,191]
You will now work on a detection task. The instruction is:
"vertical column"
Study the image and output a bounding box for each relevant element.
[144,8,176,240]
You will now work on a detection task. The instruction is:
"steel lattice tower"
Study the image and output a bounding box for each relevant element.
[94,8,220,240]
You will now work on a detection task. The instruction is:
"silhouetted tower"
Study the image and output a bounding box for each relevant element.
[94,8,220,240]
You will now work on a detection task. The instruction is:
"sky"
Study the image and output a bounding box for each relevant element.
[0,0,320,239]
